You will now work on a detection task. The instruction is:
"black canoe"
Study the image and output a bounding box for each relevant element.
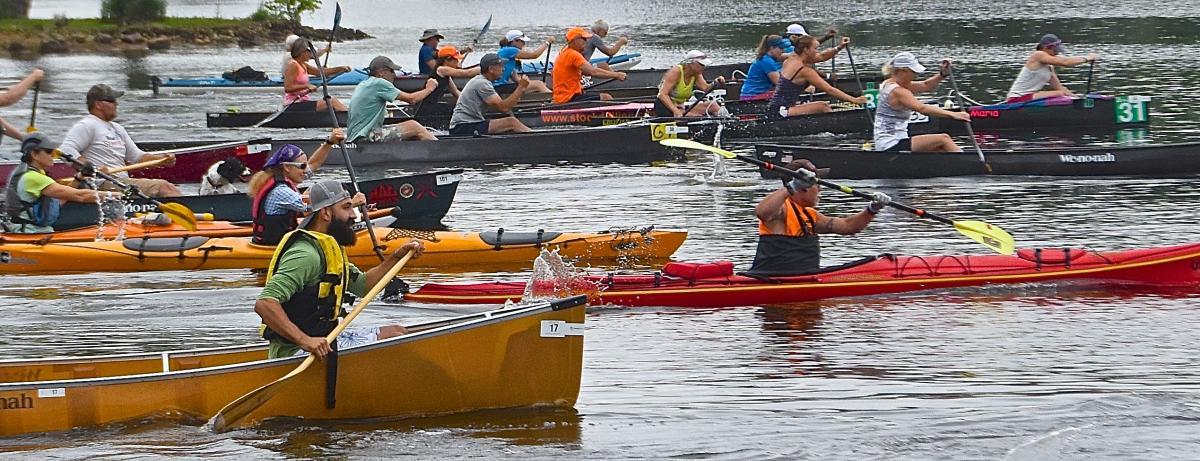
[750,142,1200,179]
[692,95,1149,142]
[280,121,689,166]
[52,170,462,230]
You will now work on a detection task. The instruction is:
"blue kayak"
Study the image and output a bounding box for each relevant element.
[153,69,370,94]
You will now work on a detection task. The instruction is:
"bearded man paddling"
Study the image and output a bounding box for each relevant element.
[255,180,423,359]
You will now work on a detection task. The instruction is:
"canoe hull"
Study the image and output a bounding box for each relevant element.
[0,228,687,274]
[51,170,462,231]
[285,122,688,166]
[0,299,585,436]
[752,141,1200,178]
[409,243,1200,307]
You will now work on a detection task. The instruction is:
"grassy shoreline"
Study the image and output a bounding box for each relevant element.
[0,17,371,58]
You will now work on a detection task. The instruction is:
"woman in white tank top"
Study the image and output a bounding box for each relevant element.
[872,52,971,152]
[1005,34,1097,103]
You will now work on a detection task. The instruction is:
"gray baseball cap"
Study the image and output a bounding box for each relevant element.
[369,55,402,73]
[86,84,124,106]
[299,180,352,229]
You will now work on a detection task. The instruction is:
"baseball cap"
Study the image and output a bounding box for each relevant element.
[479,53,505,69]
[785,23,807,36]
[299,180,352,229]
[505,30,532,42]
[369,55,402,73]
[684,50,713,67]
[783,159,830,179]
[20,132,61,156]
[437,45,463,60]
[1039,34,1065,53]
[86,84,124,106]
[264,143,305,168]
[890,51,926,73]
[418,29,444,41]
[284,34,300,47]
[566,27,593,42]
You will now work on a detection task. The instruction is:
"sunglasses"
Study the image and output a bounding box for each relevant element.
[281,161,308,170]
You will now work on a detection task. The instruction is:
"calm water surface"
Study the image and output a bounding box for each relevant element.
[2,1,1200,459]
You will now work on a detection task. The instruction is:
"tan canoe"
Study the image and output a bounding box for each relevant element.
[0,296,586,436]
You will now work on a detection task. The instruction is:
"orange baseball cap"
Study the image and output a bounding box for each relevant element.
[437,45,463,60]
[566,27,593,42]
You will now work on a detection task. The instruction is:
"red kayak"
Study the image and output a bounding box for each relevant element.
[409,243,1200,307]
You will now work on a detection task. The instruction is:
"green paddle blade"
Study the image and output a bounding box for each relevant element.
[953,220,1015,255]
[158,202,198,231]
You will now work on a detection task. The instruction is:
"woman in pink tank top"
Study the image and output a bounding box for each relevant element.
[283,38,348,111]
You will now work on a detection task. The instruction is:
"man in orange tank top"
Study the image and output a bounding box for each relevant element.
[551,27,628,104]
[750,159,890,275]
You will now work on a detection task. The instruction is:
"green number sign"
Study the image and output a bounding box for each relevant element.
[1114,96,1149,124]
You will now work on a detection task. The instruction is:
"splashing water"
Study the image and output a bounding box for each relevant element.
[91,185,129,241]
[521,249,595,302]
[689,153,761,187]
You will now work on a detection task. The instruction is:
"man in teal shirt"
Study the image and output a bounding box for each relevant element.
[347,55,440,142]
[255,180,424,359]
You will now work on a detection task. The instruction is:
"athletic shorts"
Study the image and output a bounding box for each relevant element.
[882,138,913,152]
[449,120,490,136]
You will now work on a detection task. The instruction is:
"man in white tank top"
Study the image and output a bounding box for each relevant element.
[1005,34,1097,103]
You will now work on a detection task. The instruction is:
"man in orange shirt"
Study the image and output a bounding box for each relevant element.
[552,27,627,104]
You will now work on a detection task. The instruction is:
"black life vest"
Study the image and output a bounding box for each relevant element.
[749,200,821,275]
[261,229,354,342]
[251,174,299,246]
[3,163,61,232]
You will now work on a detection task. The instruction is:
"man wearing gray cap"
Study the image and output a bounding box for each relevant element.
[255,180,424,359]
[58,84,181,197]
[449,53,532,136]
[347,55,439,142]
[4,133,122,233]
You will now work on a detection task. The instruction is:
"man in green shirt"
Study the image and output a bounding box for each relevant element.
[3,133,123,233]
[347,55,439,142]
[255,180,423,359]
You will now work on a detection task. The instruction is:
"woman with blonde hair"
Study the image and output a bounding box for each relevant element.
[769,35,864,117]
[872,52,970,152]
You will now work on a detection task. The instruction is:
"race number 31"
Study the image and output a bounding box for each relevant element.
[1115,96,1149,124]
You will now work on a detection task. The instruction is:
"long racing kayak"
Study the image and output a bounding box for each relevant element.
[408,243,1200,307]
[0,221,686,274]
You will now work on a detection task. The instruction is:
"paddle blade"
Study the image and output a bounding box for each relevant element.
[657,138,736,158]
[333,2,342,28]
[208,356,316,433]
[953,220,1015,255]
[158,202,198,231]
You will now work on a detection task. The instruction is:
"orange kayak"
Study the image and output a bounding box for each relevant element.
[0,224,687,274]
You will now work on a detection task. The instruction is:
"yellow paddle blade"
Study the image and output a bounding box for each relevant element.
[953,220,1016,255]
[658,138,737,158]
[158,202,198,231]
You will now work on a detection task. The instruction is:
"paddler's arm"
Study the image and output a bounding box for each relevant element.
[0,117,22,141]
[754,188,793,233]
[306,128,345,171]
[256,245,331,358]
[656,68,683,116]
[582,62,627,81]
[819,192,890,235]
[397,78,438,104]
[40,181,120,204]
[362,240,424,289]
[805,66,867,106]
[0,68,43,107]
[487,75,528,112]
[599,36,628,56]
[813,37,848,64]
[895,84,970,122]
[517,39,553,60]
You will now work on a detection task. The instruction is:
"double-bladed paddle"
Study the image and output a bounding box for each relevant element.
[659,138,1016,255]
[59,152,197,231]
[308,5,385,261]
[944,61,992,172]
[208,248,416,433]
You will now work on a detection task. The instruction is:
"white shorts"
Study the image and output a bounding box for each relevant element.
[292,326,380,356]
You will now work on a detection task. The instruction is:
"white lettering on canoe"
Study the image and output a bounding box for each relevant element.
[1059,153,1116,163]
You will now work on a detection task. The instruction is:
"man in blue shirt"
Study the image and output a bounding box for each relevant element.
[348,56,439,142]
[417,29,444,75]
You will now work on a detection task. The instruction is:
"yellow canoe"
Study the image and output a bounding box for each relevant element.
[0,226,687,274]
[0,296,586,436]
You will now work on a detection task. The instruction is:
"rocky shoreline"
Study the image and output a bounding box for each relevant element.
[0,18,372,59]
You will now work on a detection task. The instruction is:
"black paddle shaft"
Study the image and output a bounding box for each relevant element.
[737,152,956,226]
[308,43,386,260]
[1085,59,1095,95]
[28,82,39,129]
[843,45,874,136]
[61,154,167,207]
